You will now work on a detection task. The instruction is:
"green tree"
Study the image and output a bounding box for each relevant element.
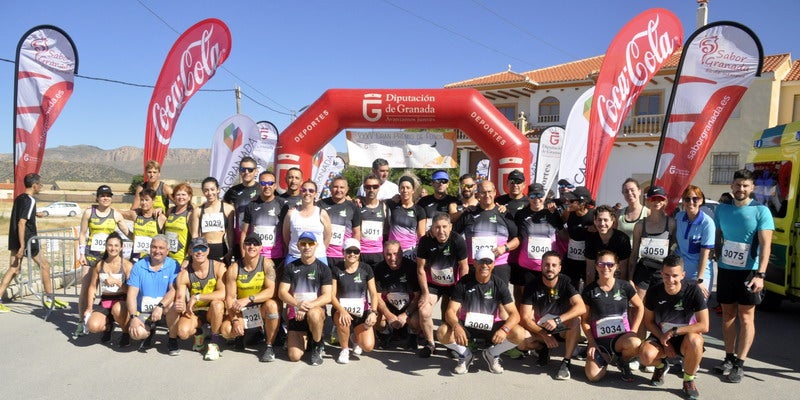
[128,174,144,195]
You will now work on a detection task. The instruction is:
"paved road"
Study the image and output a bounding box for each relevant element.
[0,295,798,399]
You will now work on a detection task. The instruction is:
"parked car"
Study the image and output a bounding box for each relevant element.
[40,202,81,217]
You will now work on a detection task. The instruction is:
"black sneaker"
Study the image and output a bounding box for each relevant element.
[310,343,324,366]
[101,325,113,343]
[682,380,700,399]
[138,330,155,351]
[618,359,635,382]
[726,364,744,383]
[378,332,392,349]
[536,346,550,367]
[234,336,245,351]
[118,333,131,348]
[405,334,419,351]
[259,345,276,363]
[168,337,180,356]
[715,357,734,375]
[651,359,670,386]
[418,342,435,358]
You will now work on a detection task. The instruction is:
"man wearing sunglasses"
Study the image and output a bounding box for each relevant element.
[448,173,479,222]
[319,176,362,268]
[241,171,289,267]
[496,170,529,219]
[418,170,457,230]
[224,157,261,261]
[356,158,399,200]
[278,232,332,365]
[359,175,390,268]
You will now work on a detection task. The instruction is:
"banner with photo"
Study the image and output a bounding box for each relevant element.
[559,86,593,189]
[13,25,78,196]
[252,120,279,172]
[346,130,457,168]
[653,21,763,212]
[209,114,261,199]
[535,126,565,191]
[312,143,346,199]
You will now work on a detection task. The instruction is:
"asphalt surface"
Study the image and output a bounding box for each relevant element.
[0,294,798,399]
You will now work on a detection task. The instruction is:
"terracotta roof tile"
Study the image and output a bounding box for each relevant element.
[445,70,530,88]
[761,53,790,74]
[785,60,800,81]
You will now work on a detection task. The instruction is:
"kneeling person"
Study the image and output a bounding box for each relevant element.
[170,237,227,359]
[438,248,525,375]
[374,240,421,349]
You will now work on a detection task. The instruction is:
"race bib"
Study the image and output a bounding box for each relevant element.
[431,266,455,285]
[527,236,551,259]
[721,240,750,268]
[140,296,162,313]
[595,315,626,338]
[133,236,152,254]
[90,233,109,252]
[339,297,365,317]
[242,306,263,329]
[165,231,179,253]
[99,273,122,294]
[660,322,688,333]
[202,212,225,233]
[362,220,383,241]
[331,224,346,247]
[640,237,669,262]
[122,241,133,260]
[567,239,585,261]
[386,292,410,310]
[254,225,276,247]
[464,312,494,331]
[471,236,497,259]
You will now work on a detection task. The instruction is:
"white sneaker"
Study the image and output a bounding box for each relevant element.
[353,344,363,355]
[629,358,641,371]
[337,348,350,364]
[482,349,504,374]
[453,349,473,375]
[204,343,221,361]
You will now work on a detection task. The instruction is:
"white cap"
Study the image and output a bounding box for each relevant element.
[475,248,495,263]
[343,238,361,250]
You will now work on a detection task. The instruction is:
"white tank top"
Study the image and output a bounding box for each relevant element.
[288,206,326,259]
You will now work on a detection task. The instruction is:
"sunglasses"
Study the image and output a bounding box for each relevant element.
[597,262,615,269]
[683,196,702,203]
[509,179,524,185]
[433,179,449,184]
[529,193,545,199]
[243,241,260,246]
[260,181,275,187]
[345,249,361,255]
[461,184,475,189]
[239,167,256,173]
[192,245,209,253]
[364,184,380,190]
[298,240,315,247]
[476,258,494,264]
[301,187,316,193]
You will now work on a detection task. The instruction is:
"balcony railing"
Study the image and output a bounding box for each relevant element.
[537,114,560,124]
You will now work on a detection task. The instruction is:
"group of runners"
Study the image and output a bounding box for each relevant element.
[2,158,773,400]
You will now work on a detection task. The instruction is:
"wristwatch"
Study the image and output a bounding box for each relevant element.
[249,295,256,304]
[670,326,679,336]
[696,278,704,284]
[754,272,766,279]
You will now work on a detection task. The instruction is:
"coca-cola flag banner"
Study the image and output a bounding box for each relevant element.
[209,114,261,199]
[653,21,763,212]
[535,126,565,192]
[559,87,593,189]
[585,9,683,197]
[144,18,231,173]
[13,25,78,196]
[252,120,279,173]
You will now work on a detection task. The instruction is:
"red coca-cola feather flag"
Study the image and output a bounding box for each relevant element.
[13,25,78,196]
[143,18,231,173]
[585,9,683,197]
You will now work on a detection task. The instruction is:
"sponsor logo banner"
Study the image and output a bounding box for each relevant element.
[210,114,261,198]
[346,130,457,169]
[559,87,593,189]
[536,126,565,191]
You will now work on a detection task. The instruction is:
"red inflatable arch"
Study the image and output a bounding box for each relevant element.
[274,88,530,195]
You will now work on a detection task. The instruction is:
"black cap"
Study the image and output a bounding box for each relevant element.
[646,185,667,200]
[528,183,546,196]
[508,170,525,182]
[564,186,591,202]
[557,179,574,189]
[243,233,262,246]
[96,185,113,196]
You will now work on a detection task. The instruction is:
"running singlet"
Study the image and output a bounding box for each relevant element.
[319,198,361,258]
[416,233,468,287]
[582,279,636,338]
[200,202,227,235]
[515,208,562,271]
[188,261,218,310]
[132,214,160,258]
[455,206,517,265]
[141,181,169,213]
[287,206,326,259]
[360,201,387,255]
[236,256,267,299]
[244,197,288,258]
[164,207,191,264]
[333,262,374,317]
[644,282,707,333]
[451,274,513,329]
[98,258,126,297]
[520,275,578,323]
[637,218,671,268]
[386,199,425,253]
[86,207,118,263]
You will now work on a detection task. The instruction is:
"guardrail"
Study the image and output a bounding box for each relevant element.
[19,227,80,321]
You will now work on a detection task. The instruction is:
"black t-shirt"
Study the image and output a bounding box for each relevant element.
[332,262,374,313]
[521,274,578,321]
[418,194,457,220]
[8,193,37,250]
[224,183,260,230]
[416,233,469,286]
[451,274,513,322]
[582,279,637,338]
[644,282,707,332]
[281,258,333,296]
[373,258,418,311]
[495,194,529,219]
[585,229,632,261]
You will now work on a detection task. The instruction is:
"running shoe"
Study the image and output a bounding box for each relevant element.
[204,343,221,361]
[118,333,131,348]
[536,346,550,367]
[482,349,504,374]
[715,357,734,375]
[682,380,700,399]
[353,344,363,355]
[192,334,205,351]
[651,359,670,386]
[418,342,435,358]
[259,345,276,363]
[53,298,69,309]
[311,343,324,366]
[337,348,351,364]
[618,358,635,382]
[0,303,10,313]
[73,321,87,338]
[405,333,419,351]
[727,364,744,383]
[168,338,181,356]
[556,359,571,380]
[452,350,473,375]
[101,324,113,343]
[139,329,155,351]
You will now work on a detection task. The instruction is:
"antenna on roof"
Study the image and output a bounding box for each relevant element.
[507,64,512,71]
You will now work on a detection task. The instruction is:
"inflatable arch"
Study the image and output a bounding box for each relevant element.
[274,88,531,195]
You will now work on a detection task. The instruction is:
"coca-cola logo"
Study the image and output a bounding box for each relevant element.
[596,15,677,137]
[151,26,225,145]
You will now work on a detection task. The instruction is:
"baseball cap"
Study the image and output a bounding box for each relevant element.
[475,247,495,263]
[96,185,113,196]
[298,231,317,243]
[189,237,209,250]
[646,185,667,200]
[564,186,592,202]
[431,170,449,181]
[557,179,575,189]
[508,170,525,182]
[528,183,546,197]
[343,238,361,250]
[243,233,262,246]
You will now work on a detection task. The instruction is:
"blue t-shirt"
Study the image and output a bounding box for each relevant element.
[675,210,715,281]
[127,256,180,312]
[713,200,774,271]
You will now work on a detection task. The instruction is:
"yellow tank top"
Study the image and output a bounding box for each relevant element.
[236,257,266,299]
[189,261,218,310]
[164,206,191,263]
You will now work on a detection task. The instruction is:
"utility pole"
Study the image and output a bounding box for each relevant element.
[235,85,241,114]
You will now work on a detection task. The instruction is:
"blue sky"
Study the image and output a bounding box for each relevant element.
[2,0,798,155]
